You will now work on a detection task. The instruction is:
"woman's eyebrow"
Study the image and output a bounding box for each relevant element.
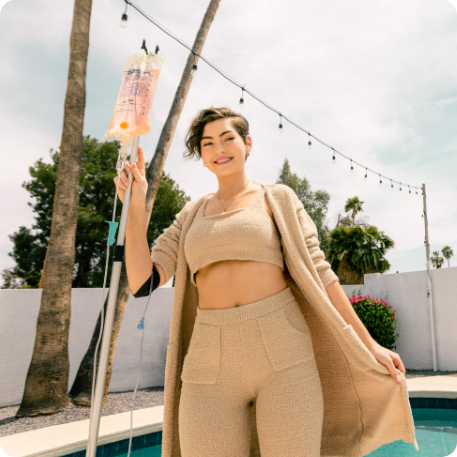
[201,130,234,141]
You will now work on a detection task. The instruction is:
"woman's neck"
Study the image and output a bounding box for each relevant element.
[215,172,250,201]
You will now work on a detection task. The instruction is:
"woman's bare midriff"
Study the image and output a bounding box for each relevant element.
[195,260,288,310]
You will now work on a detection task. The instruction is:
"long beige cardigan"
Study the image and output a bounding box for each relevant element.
[150,183,419,457]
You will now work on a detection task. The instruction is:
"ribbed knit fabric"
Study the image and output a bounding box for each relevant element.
[150,184,419,457]
[179,287,324,457]
[184,186,284,286]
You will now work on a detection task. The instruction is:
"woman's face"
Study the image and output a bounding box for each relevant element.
[200,118,252,177]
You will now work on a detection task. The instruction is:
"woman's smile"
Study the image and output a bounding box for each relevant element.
[213,156,233,165]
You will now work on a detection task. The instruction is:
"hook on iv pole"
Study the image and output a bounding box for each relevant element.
[141,39,149,54]
[141,39,160,55]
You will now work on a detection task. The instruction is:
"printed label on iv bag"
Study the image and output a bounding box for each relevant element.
[106,53,164,139]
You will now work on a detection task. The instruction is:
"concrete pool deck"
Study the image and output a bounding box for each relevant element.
[1,374,456,457]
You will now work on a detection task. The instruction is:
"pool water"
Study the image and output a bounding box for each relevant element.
[114,408,457,457]
[369,408,457,457]
[122,446,162,457]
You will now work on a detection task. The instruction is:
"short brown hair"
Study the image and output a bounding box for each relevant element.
[184,107,250,160]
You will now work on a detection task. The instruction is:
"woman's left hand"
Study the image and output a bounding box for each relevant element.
[370,343,406,382]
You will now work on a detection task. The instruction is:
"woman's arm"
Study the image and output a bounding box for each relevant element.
[326,280,406,381]
[288,187,405,381]
[125,200,167,295]
[325,280,376,351]
[115,146,167,295]
[292,190,339,289]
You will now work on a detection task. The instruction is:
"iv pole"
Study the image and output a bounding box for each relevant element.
[85,136,140,457]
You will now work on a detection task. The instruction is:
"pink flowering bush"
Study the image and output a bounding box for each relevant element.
[349,288,399,350]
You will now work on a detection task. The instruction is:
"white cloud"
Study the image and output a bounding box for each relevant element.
[0,0,456,279]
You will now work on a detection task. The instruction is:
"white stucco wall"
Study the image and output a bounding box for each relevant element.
[341,267,457,372]
[0,286,174,408]
[1,267,455,408]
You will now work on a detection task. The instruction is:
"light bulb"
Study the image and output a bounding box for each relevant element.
[279,123,283,133]
[191,64,198,77]
[351,166,354,173]
[308,135,312,149]
[332,154,335,163]
[119,13,128,28]
[239,97,244,108]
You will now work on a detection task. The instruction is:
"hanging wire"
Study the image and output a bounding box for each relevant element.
[123,0,420,191]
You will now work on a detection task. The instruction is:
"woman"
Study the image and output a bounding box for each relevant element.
[115,107,417,457]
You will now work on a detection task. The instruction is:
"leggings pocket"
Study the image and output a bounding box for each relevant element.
[257,301,315,372]
[181,322,221,385]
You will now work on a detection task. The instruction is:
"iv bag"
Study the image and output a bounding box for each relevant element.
[105,53,164,141]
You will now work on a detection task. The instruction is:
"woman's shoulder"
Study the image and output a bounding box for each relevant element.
[179,192,212,215]
[262,183,297,199]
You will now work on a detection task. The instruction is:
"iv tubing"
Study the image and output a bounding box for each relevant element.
[126,269,155,457]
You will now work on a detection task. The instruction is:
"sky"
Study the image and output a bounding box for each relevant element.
[0,0,456,286]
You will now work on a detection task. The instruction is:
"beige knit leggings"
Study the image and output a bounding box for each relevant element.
[179,287,324,457]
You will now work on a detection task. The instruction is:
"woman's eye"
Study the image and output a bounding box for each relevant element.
[203,142,213,147]
[225,137,234,141]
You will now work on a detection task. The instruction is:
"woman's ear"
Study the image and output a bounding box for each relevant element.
[246,135,253,149]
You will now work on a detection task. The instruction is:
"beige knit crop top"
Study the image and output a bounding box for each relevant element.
[184,186,284,286]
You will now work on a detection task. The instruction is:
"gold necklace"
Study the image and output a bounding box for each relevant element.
[216,180,250,214]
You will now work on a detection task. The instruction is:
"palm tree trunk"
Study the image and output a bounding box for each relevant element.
[336,259,364,285]
[69,0,221,405]
[16,0,92,417]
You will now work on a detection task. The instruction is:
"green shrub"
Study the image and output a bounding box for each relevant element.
[350,288,399,350]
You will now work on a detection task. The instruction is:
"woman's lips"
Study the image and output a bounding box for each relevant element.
[213,157,233,165]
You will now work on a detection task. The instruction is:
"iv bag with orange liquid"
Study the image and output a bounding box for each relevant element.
[105,52,164,140]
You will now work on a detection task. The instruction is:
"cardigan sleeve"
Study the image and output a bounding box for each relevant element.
[292,192,339,290]
[150,207,185,284]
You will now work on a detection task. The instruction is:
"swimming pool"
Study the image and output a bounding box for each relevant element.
[64,399,457,457]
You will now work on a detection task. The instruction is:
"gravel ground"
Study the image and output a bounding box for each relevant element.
[1,369,456,438]
[0,387,164,438]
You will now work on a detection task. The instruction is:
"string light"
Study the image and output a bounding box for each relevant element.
[191,52,198,77]
[364,168,368,180]
[391,179,394,190]
[379,174,382,186]
[119,3,128,27]
[279,114,283,133]
[308,133,312,149]
[239,86,245,109]
[122,0,421,197]
[350,159,354,173]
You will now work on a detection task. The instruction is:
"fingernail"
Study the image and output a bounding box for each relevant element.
[395,376,399,381]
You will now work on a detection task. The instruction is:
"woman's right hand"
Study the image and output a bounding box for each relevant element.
[114,145,148,205]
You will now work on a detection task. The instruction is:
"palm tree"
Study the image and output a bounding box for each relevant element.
[345,196,364,225]
[69,0,221,406]
[431,250,444,269]
[16,0,92,417]
[442,246,453,268]
[321,225,394,285]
